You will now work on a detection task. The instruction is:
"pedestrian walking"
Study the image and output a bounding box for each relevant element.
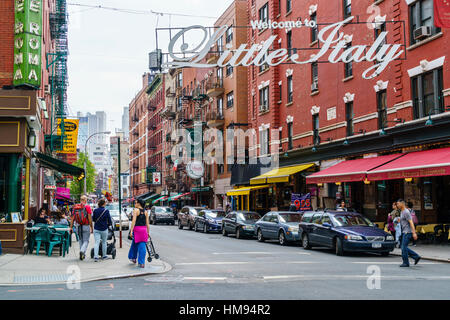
[396,199,421,267]
[92,198,112,262]
[407,202,418,246]
[69,195,93,261]
[128,198,150,268]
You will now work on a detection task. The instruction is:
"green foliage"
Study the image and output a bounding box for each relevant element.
[70,152,96,200]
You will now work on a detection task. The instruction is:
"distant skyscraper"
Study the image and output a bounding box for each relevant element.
[122,107,129,141]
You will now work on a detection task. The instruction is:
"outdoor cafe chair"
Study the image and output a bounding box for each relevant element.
[47,227,66,257]
[31,226,49,256]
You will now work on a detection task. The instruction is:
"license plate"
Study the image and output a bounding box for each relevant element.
[372,242,382,249]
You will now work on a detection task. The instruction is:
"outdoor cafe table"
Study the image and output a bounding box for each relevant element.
[26,224,71,256]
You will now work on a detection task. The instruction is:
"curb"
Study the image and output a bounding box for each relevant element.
[0,260,173,287]
[390,252,450,264]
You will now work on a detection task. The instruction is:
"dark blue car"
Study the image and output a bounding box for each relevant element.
[255,212,303,245]
[194,209,226,233]
[299,210,395,256]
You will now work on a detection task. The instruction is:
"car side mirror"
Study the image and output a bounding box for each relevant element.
[323,223,332,229]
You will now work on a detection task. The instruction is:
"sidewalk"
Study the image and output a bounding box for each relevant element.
[0,234,172,286]
[391,244,450,263]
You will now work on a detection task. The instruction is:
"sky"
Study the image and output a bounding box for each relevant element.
[67,0,234,135]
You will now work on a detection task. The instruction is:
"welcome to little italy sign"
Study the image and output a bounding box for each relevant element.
[13,0,42,88]
[159,16,404,80]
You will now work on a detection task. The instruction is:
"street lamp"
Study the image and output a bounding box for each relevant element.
[84,131,111,195]
[379,118,404,136]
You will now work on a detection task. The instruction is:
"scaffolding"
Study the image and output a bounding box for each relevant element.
[47,0,69,153]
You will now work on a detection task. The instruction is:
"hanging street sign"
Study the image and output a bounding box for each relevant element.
[13,0,43,88]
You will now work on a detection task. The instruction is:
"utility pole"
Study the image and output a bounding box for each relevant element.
[118,136,123,248]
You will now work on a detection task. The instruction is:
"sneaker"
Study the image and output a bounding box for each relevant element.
[94,257,99,262]
[138,264,145,268]
[79,252,83,260]
[130,259,136,264]
[81,252,85,261]
[399,264,409,267]
[414,257,421,265]
[102,256,109,260]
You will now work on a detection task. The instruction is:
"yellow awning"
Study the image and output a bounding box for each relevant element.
[250,163,314,185]
[226,185,270,196]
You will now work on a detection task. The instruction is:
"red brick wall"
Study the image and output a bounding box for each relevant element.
[0,0,15,87]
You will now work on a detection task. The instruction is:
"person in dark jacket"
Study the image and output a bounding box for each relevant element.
[92,198,112,261]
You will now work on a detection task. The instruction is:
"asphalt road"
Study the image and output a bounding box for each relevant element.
[1,223,449,300]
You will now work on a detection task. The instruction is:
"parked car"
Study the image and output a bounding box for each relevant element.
[106,203,130,230]
[177,206,205,230]
[150,206,175,225]
[299,210,395,256]
[194,209,226,233]
[255,211,303,245]
[222,211,261,239]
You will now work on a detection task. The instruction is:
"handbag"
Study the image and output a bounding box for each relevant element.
[127,229,133,240]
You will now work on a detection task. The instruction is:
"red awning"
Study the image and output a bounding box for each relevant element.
[306,154,404,184]
[367,147,450,181]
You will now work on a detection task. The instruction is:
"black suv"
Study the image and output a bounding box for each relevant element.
[150,206,175,225]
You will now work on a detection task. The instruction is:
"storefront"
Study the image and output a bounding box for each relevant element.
[306,146,450,224]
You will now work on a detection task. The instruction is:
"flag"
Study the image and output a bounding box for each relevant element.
[434,0,450,28]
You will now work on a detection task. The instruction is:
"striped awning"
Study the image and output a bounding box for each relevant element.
[152,196,168,204]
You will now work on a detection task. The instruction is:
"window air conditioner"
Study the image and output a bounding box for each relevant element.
[414,26,431,41]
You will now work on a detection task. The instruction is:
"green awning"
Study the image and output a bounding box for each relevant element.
[152,196,168,204]
[35,152,85,180]
[142,193,160,202]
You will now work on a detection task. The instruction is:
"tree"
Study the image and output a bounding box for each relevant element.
[70,152,96,200]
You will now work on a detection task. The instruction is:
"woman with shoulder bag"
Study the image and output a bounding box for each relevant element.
[92,198,112,262]
[128,198,150,268]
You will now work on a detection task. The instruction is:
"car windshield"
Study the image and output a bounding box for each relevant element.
[206,211,226,218]
[279,213,302,223]
[331,214,373,227]
[106,204,119,211]
[155,207,172,213]
[237,213,260,222]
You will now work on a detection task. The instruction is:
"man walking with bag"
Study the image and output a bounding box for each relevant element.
[69,195,93,260]
[397,199,421,267]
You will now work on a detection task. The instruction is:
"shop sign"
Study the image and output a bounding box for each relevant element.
[186,161,204,180]
[163,16,404,80]
[291,193,312,211]
[44,185,56,190]
[56,119,80,154]
[13,0,43,88]
[152,172,161,185]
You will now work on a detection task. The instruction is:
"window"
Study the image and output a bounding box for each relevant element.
[343,0,351,18]
[287,122,293,150]
[278,82,282,102]
[259,87,269,112]
[263,213,272,221]
[217,97,223,117]
[287,76,293,103]
[311,213,323,224]
[260,128,270,156]
[377,90,387,129]
[217,36,223,53]
[226,26,233,44]
[374,23,386,56]
[287,30,292,55]
[226,65,233,77]
[259,51,269,72]
[311,62,318,92]
[286,0,292,13]
[409,0,440,45]
[346,102,354,136]
[217,67,223,80]
[313,114,320,145]
[259,3,269,23]
[226,91,234,108]
[176,72,183,88]
[344,42,353,78]
[411,68,444,119]
[311,12,318,42]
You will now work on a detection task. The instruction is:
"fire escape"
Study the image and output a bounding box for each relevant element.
[46,0,69,154]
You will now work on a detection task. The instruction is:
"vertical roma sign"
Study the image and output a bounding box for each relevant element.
[13,0,43,88]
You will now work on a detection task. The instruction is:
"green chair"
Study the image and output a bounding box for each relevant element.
[33,227,49,256]
[47,227,65,257]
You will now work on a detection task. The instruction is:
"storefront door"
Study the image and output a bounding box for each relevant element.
[376,180,404,222]
[436,176,450,223]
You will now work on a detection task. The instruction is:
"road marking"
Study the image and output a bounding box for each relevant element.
[7,288,65,293]
[183,277,227,281]
[263,275,450,281]
[352,262,441,265]
[212,251,310,255]
[175,261,322,266]
[176,262,248,266]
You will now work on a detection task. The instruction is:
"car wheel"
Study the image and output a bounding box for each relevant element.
[279,231,286,246]
[236,227,241,239]
[381,251,390,257]
[189,221,194,230]
[171,221,175,226]
[203,223,208,234]
[257,229,265,242]
[178,219,183,230]
[194,222,199,232]
[335,238,345,256]
[302,233,311,250]
[222,226,228,237]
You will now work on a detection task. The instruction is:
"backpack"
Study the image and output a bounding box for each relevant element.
[73,204,90,225]
[409,209,418,225]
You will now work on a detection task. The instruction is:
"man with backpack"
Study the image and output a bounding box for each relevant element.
[69,195,93,260]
